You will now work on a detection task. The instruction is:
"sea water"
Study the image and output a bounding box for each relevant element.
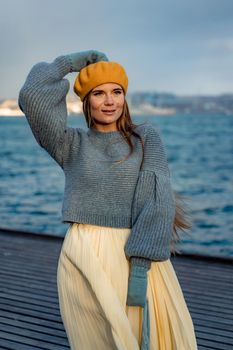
[0,114,232,258]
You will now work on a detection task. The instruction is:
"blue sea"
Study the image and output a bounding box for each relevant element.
[1,114,233,258]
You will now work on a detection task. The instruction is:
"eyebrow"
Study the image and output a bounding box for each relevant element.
[92,87,123,93]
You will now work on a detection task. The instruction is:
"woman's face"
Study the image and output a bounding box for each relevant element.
[89,83,125,132]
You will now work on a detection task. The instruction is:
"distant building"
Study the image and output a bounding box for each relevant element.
[1,93,233,117]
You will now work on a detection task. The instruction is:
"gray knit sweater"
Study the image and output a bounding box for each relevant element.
[18,55,176,269]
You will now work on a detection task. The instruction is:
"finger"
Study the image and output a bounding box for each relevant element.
[99,53,109,62]
[92,51,108,63]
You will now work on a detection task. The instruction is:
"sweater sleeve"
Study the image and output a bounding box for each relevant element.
[18,55,78,168]
[124,124,176,270]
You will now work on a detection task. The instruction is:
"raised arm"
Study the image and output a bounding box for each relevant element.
[18,50,108,168]
[125,124,176,307]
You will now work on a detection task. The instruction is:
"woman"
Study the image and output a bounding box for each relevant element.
[18,50,197,350]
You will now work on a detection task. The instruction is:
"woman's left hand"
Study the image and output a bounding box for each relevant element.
[126,265,148,307]
[67,50,108,72]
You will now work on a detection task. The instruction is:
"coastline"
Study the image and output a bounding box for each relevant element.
[1,92,233,116]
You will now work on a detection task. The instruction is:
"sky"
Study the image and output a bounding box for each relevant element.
[1,0,233,99]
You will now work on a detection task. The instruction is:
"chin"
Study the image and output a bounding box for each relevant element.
[95,117,119,125]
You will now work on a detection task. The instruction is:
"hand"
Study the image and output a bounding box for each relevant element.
[126,264,148,307]
[67,50,108,72]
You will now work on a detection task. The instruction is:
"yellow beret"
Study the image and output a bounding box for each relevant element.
[73,61,128,101]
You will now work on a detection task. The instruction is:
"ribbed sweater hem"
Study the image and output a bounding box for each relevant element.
[62,211,132,228]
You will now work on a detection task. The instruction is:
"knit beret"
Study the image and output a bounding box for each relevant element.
[73,61,128,101]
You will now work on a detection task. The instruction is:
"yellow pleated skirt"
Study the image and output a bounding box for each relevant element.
[57,223,197,350]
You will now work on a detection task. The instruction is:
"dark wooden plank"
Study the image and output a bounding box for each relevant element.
[0,323,68,346]
[0,258,59,273]
[173,268,233,284]
[0,317,66,338]
[0,299,61,316]
[0,310,65,331]
[190,317,233,332]
[0,280,58,297]
[0,338,44,350]
[191,312,232,326]
[194,325,233,340]
[196,338,233,350]
[0,303,62,323]
[0,331,69,350]
[181,290,233,307]
[0,269,57,285]
[0,288,58,303]
[0,292,59,311]
[195,329,233,344]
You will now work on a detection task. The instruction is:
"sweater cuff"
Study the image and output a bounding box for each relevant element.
[53,55,73,78]
[130,257,151,270]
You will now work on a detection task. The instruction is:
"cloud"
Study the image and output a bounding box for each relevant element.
[208,38,233,53]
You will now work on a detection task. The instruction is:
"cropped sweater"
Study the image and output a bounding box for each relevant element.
[18,55,176,269]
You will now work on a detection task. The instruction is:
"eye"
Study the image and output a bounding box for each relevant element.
[113,89,123,95]
[92,91,104,96]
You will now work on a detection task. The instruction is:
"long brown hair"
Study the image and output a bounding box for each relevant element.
[83,93,192,254]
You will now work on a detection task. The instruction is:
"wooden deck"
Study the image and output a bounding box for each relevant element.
[0,227,232,350]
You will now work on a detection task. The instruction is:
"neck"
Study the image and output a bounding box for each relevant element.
[91,122,118,133]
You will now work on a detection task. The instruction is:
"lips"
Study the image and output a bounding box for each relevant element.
[101,109,116,115]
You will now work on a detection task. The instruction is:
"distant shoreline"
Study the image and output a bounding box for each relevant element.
[1,92,233,116]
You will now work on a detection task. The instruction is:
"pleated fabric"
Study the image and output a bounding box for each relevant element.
[57,223,197,350]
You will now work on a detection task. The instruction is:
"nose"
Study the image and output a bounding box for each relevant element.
[104,93,114,105]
